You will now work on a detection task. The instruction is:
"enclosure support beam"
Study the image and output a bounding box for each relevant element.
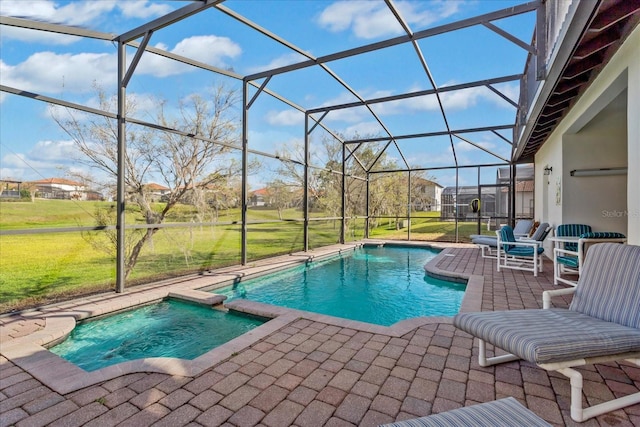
[246,1,539,81]
[119,0,222,44]
[407,171,412,241]
[536,1,547,80]
[364,172,371,239]
[116,42,127,293]
[241,80,249,265]
[476,167,482,236]
[510,163,517,226]
[341,143,346,244]
[455,170,460,243]
[303,114,310,252]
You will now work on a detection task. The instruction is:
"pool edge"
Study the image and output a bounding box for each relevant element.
[0,241,481,395]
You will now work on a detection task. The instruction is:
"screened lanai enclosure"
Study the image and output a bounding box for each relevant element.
[0,1,541,309]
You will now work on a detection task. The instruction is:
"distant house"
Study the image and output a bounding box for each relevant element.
[249,188,269,207]
[144,182,171,202]
[29,178,101,200]
[412,178,443,212]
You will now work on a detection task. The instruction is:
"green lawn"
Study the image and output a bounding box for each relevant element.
[0,200,479,312]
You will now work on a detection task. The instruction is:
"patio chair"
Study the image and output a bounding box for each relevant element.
[554,230,625,286]
[511,218,534,238]
[378,397,551,426]
[471,219,540,259]
[552,223,592,285]
[496,225,544,276]
[520,222,551,243]
[453,243,640,422]
[555,223,592,252]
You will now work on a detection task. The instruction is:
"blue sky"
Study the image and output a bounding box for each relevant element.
[0,0,536,190]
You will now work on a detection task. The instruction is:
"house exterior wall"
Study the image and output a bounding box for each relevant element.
[562,93,627,232]
[535,24,640,246]
[515,190,534,219]
[412,181,442,211]
[433,185,442,211]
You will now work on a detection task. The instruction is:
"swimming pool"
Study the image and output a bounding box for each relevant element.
[216,245,466,326]
[50,299,266,371]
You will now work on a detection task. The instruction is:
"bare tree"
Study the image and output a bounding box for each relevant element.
[264,179,302,220]
[52,83,243,278]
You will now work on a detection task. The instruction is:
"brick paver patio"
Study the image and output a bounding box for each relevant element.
[1,243,639,426]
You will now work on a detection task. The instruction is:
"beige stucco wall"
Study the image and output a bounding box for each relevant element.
[562,91,627,232]
[535,24,640,246]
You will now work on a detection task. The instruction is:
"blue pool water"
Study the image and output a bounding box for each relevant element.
[50,300,265,371]
[217,245,466,326]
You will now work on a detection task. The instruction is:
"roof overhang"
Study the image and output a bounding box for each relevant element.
[514,0,640,162]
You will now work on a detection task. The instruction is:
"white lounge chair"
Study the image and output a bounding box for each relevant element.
[454,243,640,422]
[495,225,544,276]
[472,221,547,260]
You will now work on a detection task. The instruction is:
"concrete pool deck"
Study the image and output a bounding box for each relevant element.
[1,241,639,426]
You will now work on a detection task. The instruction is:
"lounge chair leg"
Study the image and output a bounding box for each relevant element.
[478,339,520,367]
[558,366,640,422]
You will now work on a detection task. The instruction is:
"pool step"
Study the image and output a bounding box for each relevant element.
[168,289,227,307]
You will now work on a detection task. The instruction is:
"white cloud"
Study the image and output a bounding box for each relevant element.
[139,36,242,77]
[29,140,78,163]
[117,0,173,19]
[0,35,242,98]
[0,0,116,27]
[0,140,78,181]
[408,149,455,169]
[265,109,304,126]
[0,0,173,42]
[317,0,465,39]
[439,86,488,110]
[454,138,496,153]
[318,1,401,39]
[264,82,514,131]
[488,82,519,107]
[0,26,81,45]
[0,52,116,95]
[341,121,384,137]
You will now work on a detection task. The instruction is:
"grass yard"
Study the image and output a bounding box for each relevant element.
[1,200,479,313]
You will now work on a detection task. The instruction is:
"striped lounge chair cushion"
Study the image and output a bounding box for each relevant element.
[506,246,544,257]
[453,308,640,364]
[556,255,578,268]
[579,231,626,239]
[556,224,591,251]
[570,243,640,328]
[379,397,550,427]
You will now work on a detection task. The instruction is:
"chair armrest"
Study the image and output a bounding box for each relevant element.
[579,237,627,244]
[554,247,578,257]
[503,239,541,248]
[542,287,577,309]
